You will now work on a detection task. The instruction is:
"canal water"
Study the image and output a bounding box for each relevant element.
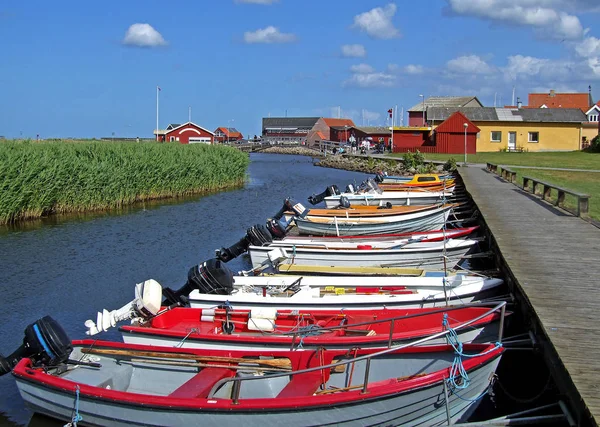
[0,153,372,426]
[0,153,556,426]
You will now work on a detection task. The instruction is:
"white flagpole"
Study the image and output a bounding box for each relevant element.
[390,108,394,153]
[156,86,159,140]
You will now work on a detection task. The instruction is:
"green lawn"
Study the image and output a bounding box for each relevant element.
[504,168,599,221]
[389,151,600,170]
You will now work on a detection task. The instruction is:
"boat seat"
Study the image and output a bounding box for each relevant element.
[169,367,235,399]
[276,372,323,398]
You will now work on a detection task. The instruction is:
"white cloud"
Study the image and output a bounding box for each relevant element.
[352,4,400,39]
[447,55,495,74]
[350,63,375,74]
[343,72,396,88]
[341,44,367,58]
[446,0,585,40]
[122,23,167,47]
[235,0,278,3]
[243,26,296,44]
[402,64,425,74]
[575,36,600,58]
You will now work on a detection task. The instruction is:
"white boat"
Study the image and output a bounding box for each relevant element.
[187,277,503,311]
[294,204,455,236]
[323,190,453,208]
[270,226,477,250]
[248,238,478,270]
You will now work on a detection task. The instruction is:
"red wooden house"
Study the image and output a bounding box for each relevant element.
[214,127,244,143]
[155,122,214,144]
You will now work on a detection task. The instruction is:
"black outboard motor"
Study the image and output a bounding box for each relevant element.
[374,172,387,183]
[338,196,351,208]
[216,223,273,263]
[0,316,72,376]
[162,258,235,305]
[308,185,340,205]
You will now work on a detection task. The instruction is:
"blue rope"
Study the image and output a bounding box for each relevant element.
[65,385,82,427]
[443,314,502,393]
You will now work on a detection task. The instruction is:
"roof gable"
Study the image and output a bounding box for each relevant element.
[435,111,480,133]
[408,96,482,112]
[166,123,181,130]
[165,122,215,135]
[585,105,600,115]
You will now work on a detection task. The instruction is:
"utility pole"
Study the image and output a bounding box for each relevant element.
[189,106,192,122]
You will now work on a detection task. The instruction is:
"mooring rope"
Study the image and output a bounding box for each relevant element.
[64,385,82,427]
[443,314,502,399]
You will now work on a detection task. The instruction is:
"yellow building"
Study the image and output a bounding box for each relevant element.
[428,107,587,152]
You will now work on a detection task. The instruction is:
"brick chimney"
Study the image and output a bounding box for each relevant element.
[549,89,556,97]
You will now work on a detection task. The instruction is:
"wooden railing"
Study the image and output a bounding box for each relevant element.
[486,163,590,217]
[486,163,516,183]
[523,176,590,217]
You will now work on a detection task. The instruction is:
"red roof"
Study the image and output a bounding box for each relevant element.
[528,92,591,112]
[435,111,479,134]
[322,118,355,127]
[215,127,243,138]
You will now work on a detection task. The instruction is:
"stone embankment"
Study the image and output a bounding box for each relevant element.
[259,146,324,157]
[316,155,408,175]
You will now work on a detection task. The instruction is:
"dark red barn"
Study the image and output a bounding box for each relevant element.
[433,112,479,154]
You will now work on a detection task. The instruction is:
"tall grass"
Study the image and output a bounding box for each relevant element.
[0,140,250,224]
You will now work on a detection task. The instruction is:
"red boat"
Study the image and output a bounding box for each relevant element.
[119,303,507,351]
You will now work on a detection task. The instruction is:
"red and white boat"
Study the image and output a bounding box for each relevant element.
[268,226,478,250]
[119,304,507,351]
[12,338,504,426]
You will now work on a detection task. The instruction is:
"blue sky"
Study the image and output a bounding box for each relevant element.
[1,0,600,139]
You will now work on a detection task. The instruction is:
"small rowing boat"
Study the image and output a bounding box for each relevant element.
[12,338,504,426]
[118,304,507,351]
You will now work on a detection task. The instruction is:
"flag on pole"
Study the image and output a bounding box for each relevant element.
[387,108,393,118]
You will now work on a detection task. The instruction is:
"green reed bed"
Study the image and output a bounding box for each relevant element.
[0,140,250,224]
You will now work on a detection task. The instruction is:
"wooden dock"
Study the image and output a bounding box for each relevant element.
[459,166,600,427]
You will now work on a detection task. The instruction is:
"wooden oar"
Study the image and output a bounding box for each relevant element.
[129,358,291,372]
[81,347,292,369]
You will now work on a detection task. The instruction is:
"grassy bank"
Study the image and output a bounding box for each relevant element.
[390,151,600,170]
[509,168,600,221]
[0,140,249,224]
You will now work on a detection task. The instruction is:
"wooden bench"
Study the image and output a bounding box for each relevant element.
[499,167,517,184]
[486,162,498,173]
[522,176,591,217]
[169,368,236,399]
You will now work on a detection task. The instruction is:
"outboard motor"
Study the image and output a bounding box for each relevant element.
[374,172,386,183]
[361,178,383,194]
[345,184,355,194]
[216,223,273,262]
[338,196,351,208]
[308,185,340,205]
[162,258,235,305]
[0,316,72,376]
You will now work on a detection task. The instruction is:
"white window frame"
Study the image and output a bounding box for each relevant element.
[490,131,502,142]
[590,114,599,122]
[528,132,539,143]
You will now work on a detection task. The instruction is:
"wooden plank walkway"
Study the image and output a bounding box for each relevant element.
[459,166,600,426]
